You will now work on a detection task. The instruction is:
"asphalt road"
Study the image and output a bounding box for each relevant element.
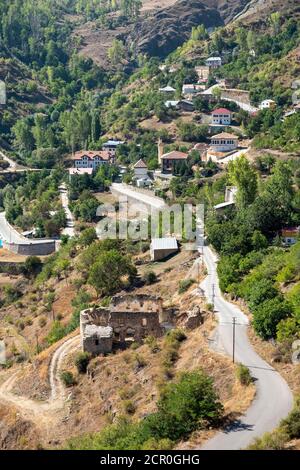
[199,246,293,450]
[111,183,165,210]
[59,184,75,237]
[0,212,27,243]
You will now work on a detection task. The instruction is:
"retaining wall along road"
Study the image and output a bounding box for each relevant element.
[3,240,57,256]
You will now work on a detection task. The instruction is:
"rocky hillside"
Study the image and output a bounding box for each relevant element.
[126,0,251,58]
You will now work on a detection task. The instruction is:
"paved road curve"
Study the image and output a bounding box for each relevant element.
[199,246,293,450]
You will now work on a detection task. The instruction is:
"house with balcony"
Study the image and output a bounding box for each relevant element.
[70,150,115,172]
[207,133,239,162]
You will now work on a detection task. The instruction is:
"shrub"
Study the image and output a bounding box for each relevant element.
[141,438,173,450]
[166,329,187,344]
[236,364,252,386]
[75,352,91,374]
[281,399,300,439]
[46,321,66,345]
[123,400,136,415]
[248,429,289,450]
[134,354,147,369]
[144,371,223,441]
[38,316,47,328]
[178,278,195,294]
[144,336,160,353]
[143,271,157,285]
[22,256,42,277]
[60,371,76,387]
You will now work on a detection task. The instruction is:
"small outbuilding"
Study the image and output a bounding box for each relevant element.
[150,237,178,261]
[133,159,148,179]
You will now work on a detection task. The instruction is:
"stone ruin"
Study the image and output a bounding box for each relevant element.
[80,293,171,355]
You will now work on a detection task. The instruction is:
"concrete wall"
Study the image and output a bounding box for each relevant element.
[151,247,178,261]
[221,88,250,105]
[3,240,57,256]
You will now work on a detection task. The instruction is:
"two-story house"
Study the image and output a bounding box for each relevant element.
[160,150,189,174]
[102,140,124,156]
[211,108,232,125]
[206,57,222,69]
[70,150,115,172]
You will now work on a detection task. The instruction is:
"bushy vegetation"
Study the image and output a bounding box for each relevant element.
[236,364,252,386]
[67,370,223,450]
[249,397,300,450]
[207,156,300,343]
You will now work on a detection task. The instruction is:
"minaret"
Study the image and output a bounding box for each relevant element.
[158,138,164,166]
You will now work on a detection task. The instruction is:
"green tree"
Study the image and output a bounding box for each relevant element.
[88,250,137,295]
[253,297,290,339]
[107,39,126,66]
[228,156,258,208]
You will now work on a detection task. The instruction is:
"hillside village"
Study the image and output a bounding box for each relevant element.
[0,0,300,454]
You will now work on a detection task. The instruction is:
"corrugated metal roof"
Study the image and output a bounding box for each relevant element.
[151,237,178,250]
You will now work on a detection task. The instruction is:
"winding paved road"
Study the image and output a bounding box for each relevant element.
[199,246,293,450]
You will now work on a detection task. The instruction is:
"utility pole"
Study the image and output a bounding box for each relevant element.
[36,332,39,354]
[212,284,215,311]
[232,317,236,363]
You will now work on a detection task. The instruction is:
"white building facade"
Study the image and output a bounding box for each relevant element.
[211,108,232,125]
[210,133,238,152]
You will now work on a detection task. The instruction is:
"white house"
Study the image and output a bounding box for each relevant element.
[70,150,115,172]
[209,133,238,152]
[211,108,232,125]
[206,57,222,69]
[102,139,124,155]
[133,159,148,179]
[259,99,276,110]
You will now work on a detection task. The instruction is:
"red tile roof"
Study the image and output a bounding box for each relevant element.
[134,159,148,169]
[70,150,112,161]
[212,108,232,115]
[161,151,188,160]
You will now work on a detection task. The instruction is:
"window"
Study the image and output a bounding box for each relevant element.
[95,339,99,346]
[142,318,147,327]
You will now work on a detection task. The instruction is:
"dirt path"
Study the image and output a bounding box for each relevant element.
[0,335,81,436]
